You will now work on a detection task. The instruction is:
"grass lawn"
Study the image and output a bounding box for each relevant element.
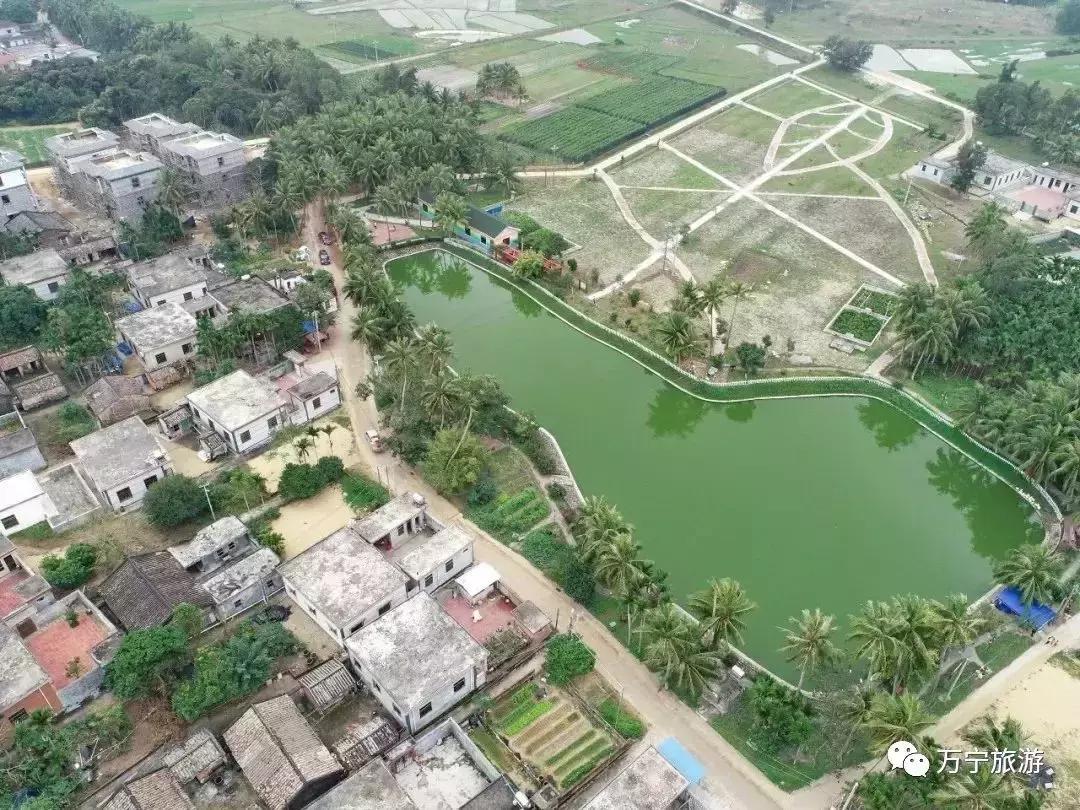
[857,128,942,182]
[760,165,873,196]
[487,446,535,495]
[0,124,77,167]
[621,188,726,237]
[904,371,981,416]
[746,80,839,119]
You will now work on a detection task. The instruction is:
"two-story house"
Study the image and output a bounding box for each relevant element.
[69,416,173,511]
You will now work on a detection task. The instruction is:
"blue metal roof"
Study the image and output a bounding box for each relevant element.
[657,737,705,785]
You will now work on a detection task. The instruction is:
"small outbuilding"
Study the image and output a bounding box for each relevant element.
[99,551,213,631]
[302,757,417,810]
[584,745,691,810]
[197,547,282,621]
[102,768,196,810]
[298,659,356,713]
[0,248,72,301]
[84,375,151,426]
[115,302,197,373]
[168,515,252,574]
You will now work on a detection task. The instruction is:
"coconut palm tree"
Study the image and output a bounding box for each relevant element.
[1012,421,1068,483]
[834,678,877,758]
[155,168,190,217]
[862,692,934,753]
[1053,440,1080,504]
[688,578,755,649]
[724,281,752,351]
[421,372,458,428]
[319,424,339,454]
[434,192,468,235]
[848,600,904,687]
[965,202,1007,256]
[962,714,1027,755]
[925,593,986,697]
[931,767,1015,810]
[889,594,941,688]
[653,311,701,364]
[593,534,645,595]
[382,337,417,412]
[698,276,728,352]
[416,323,453,374]
[954,384,994,431]
[780,608,838,690]
[900,306,956,379]
[576,496,630,563]
[293,436,314,463]
[641,603,718,695]
[994,544,1063,607]
[304,425,323,460]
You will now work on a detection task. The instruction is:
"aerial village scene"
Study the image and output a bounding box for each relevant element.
[5,0,1080,808]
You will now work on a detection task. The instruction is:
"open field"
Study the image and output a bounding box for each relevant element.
[766,0,1057,46]
[666,105,778,183]
[509,178,655,284]
[621,187,727,237]
[607,148,723,190]
[0,124,77,167]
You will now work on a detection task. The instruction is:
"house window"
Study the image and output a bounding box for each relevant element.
[397,525,405,536]
[131,177,141,188]
[445,559,454,573]
[239,430,251,444]
[312,397,321,410]
[454,677,466,692]
[419,702,432,717]
[464,227,472,236]
[407,581,417,592]
[156,300,166,306]
[154,352,167,364]
[217,156,225,167]
[143,475,158,489]
[233,599,243,608]
[480,235,487,244]
[1071,205,1079,215]
[183,291,194,301]
[268,416,278,430]
[47,281,60,293]
[424,574,433,587]
[378,602,391,616]
[14,618,35,638]
[932,169,938,177]
[372,682,381,693]
[182,343,192,354]
[1,515,17,529]
[392,704,401,716]
[116,487,133,502]
[350,620,364,633]
[0,195,8,205]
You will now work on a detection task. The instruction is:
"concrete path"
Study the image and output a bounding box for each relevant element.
[764,102,856,170]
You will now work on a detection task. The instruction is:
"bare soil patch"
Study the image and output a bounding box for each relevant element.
[621,188,728,238]
[607,148,722,190]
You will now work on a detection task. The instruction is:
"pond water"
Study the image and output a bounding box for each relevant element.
[388,249,1043,679]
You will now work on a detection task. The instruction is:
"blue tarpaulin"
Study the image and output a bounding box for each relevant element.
[657,737,705,785]
[302,320,318,334]
[994,586,1056,630]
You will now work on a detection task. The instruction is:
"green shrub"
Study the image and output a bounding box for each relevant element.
[599,698,644,738]
[557,554,595,605]
[546,482,567,501]
[40,543,98,590]
[277,463,324,501]
[255,528,285,556]
[467,472,498,507]
[342,474,391,511]
[315,455,345,483]
[545,634,595,685]
[499,699,555,735]
[56,402,96,442]
[521,529,571,574]
[144,475,208,528]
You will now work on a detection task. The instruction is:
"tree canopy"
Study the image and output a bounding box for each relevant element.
[822,36,873,71]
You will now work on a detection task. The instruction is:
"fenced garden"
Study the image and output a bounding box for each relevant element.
[824,283,900,347]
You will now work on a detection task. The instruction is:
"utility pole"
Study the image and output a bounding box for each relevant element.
[312,310,321,354]
[202,485,216,521]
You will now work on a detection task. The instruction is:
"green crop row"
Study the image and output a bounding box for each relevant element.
[559,746,614,789]
[500,107,645,163]
[578,76,723,126]
[500,698,556,736]
[580,49,679,77]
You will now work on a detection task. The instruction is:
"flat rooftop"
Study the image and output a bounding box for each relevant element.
[394,525,473,581]
[129,253,207,298]
[0,625,48,711]
[0,248,70,285]
[69,415,167,490]
[199,548,278,604]
[23,602,112,691]
[116,301,196,351]
[169,515,247,568]
[279,524,408,629]
[346,592,487,713]
[304,758,417,810]
[395,733,491,810]
[186,369,282,432]
[45,127,119,159]
[353,492,426,544]
[210,277,289,315]
[0,569,49,620]
[73,148,162,179]
[584,746,689,810]
[435,585,515,645]
[0,469,43,511]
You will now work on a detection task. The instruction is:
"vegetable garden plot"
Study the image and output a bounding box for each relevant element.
[578,49,680,77]
[501,108,645,162]
[577,76,724,126]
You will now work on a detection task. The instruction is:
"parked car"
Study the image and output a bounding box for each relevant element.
[365,429,384,452]
[318,231,333,245]
[318,249,331,265]
[252,604,291,624]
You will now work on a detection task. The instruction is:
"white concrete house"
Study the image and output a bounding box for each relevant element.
[346,592,488,734]
[199,547,282,621]
[69,416,173,511]
[284,371,340,425]
[0,149,35,221]
[115,302,197,372]
[395,525,474,594]
[279,522,411,646]
[185,369,288,455]
[352,491,429,551]
[0,472,56,537]
[584,746,690,810]
[912,150,1027,192]
[127,253,209,309]
[0,249,71,301]
[168,515,252,575]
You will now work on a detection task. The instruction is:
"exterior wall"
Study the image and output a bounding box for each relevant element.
[282,579,410,647]
[123,334,195,372]
[913,161,951,185]
[349,654,484,734]
[135,280,208,309]
[0,684,63,740]
[164,146,249,207]
[98,462,171,511]
[192,535,253,574]
[0,166,34,220]
[977,168,1026,191]
[188,405,285,455]
[0,494,53,537]
[417,544,474,594]
[1032,171,1080,195]
[1067,201,1080,221]
[213,570,284,621]
[27,272,70,302]
[297,385,340,423]
[100,169,161,221]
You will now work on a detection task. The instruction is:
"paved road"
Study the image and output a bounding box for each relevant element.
[304,202,793,810]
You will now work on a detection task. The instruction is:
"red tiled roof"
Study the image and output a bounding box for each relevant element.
[0,570,32,618]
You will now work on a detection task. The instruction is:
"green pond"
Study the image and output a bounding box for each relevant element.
[388,249,1043,679]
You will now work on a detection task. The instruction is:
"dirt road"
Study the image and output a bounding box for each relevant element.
[303,202,793,810]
